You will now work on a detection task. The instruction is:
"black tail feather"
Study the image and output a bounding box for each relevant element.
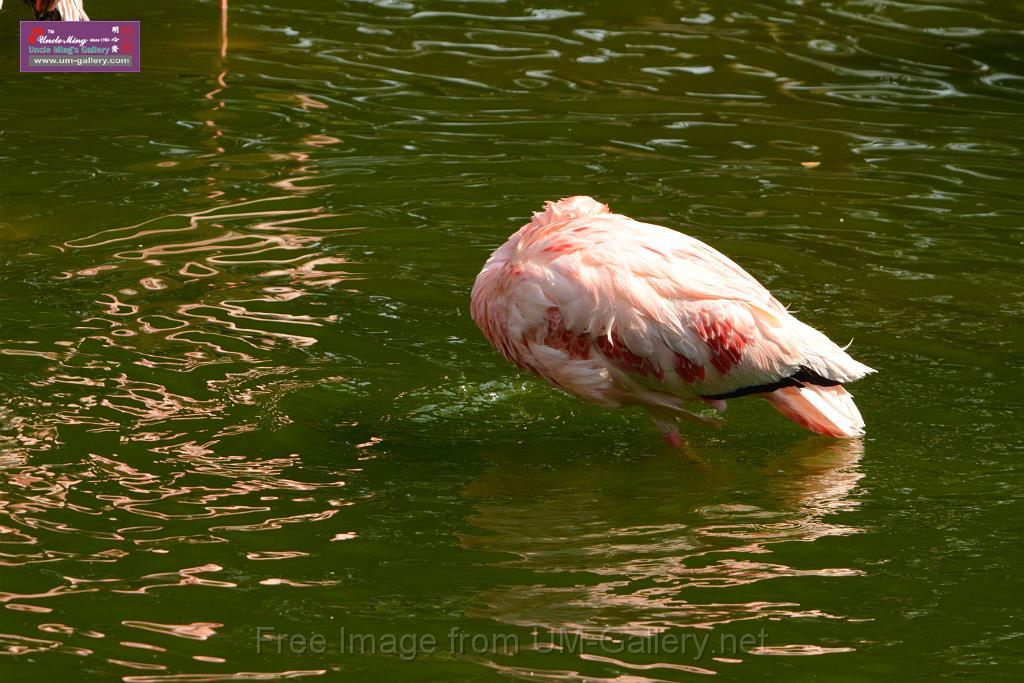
[702,366,842,401]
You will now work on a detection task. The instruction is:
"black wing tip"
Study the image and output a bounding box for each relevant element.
[702,366,842,401]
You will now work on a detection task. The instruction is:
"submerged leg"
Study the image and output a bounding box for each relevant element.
[634,392,724,447]
[648,411,682,448]
[675,405,726,429]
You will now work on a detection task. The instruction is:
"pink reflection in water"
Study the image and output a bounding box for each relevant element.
[123,621,222,641]
[463,439,868,677]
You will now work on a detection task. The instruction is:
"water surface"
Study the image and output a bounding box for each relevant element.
[0,0,1022,680]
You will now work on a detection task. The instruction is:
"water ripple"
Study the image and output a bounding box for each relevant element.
[1,0,1021,679]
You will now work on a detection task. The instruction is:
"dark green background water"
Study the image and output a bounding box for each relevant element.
[1,0,1022,680]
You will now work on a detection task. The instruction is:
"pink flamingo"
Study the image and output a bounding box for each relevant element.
[471,196,874,445]
[0,1,89,20]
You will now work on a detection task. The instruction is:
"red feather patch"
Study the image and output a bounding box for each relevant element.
[595,332,663,380]
[673,353,705,384]
[543,308,591,360]
[696,310,747,375]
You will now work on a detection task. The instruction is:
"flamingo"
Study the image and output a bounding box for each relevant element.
[0,0,88,20]
[471,196,874,445]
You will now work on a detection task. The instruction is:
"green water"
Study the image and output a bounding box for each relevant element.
[1,0,1022,680]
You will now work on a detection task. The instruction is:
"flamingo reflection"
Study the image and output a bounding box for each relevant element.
[460,438,866,676]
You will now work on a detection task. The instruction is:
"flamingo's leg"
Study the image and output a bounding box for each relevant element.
[702,398,727,412]
[648,411,682,448]
[644,398,725,447]
[676,405,726,429]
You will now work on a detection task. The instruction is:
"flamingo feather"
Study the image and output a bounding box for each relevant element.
[0,0,89,21]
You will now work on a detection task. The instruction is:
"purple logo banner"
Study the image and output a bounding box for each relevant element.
[20,20,140,72]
